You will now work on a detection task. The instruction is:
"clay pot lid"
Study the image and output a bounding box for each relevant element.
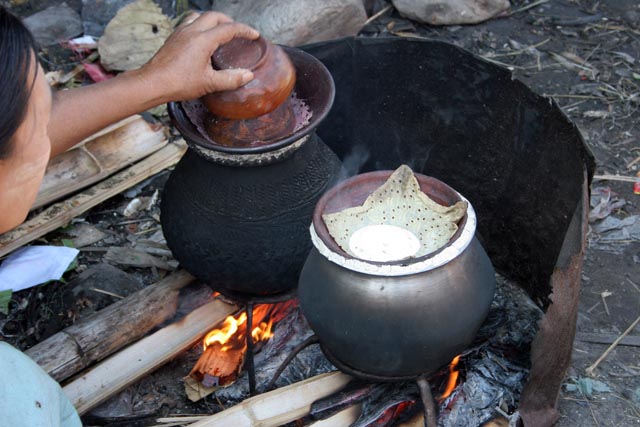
[212,36,268,70]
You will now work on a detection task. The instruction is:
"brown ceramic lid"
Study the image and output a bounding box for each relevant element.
[203,36,296,120]
[212,37,268,71]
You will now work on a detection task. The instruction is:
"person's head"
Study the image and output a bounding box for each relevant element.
[0,6,51,160]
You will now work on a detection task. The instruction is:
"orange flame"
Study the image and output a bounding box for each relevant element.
[202,304,283,352]
[441,355,461,400]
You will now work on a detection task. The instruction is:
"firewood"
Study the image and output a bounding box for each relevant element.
[25,270,194,382]
[309,404,361,426]
[0,140,187,258]
[187,372,351,427]
[33,115,167,209]
[190,342,245,388]
[62,298,238,415]
[188,303,275,396]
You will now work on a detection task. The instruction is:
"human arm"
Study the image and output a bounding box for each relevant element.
[47,12,259,157]
[0,12,258,234]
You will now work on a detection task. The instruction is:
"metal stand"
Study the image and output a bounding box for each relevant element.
[265,335,320,391]
[245,302,257,396]
[213,288,296,396]
[417,376,438,427]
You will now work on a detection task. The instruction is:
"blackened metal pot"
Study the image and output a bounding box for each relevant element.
[298,171,496,378]
[161,48,341,296]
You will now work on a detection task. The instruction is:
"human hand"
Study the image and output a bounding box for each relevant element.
[140,12,260,103]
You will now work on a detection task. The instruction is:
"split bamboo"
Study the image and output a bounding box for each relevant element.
[33,116,167,209]
[0,140,187,258]
[188,371,352,427]
[63,298,238,415]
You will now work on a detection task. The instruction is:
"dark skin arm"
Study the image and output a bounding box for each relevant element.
[0,12,258,233]
[48,12,259,156]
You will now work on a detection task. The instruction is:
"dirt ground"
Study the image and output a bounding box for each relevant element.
[1,0,639,426]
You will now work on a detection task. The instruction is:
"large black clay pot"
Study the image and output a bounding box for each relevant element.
[161,48,341,296]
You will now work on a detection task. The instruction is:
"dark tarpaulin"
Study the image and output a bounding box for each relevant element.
[302,37,595,426]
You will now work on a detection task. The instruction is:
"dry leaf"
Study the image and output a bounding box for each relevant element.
[98,0,172,71]
[184,376,216,402]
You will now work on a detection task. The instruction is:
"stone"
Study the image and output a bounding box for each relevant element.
[391,0,510,26]
[212,0,367,46]
[22,2,82,47]
[81,0,174,37]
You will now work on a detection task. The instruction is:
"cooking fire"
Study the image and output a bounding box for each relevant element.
[190,301,296,389]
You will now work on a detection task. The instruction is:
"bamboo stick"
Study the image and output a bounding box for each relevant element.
[33,116,167,209]
[0,139,187,258]
[593,174,639,183]
[63,298,238,415]
[586,315,640,376]
[26,270,194,382]
[188,372,352,427]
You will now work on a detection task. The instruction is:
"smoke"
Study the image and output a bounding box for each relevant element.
[337,144,370,182]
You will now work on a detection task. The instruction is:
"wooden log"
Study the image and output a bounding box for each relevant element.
[33,115,167,209]
[0,140,187,258]
[26,270,194,382]
[63,298,238,415]
[188,372,352,427]
[189,304,273,391]
[190,342,245,388]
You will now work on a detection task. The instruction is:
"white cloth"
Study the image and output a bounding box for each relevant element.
[0,342,81,427]
[0,246,79,292]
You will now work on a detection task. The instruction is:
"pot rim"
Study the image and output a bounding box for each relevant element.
[167,46,335,155]
[310,170,477,276]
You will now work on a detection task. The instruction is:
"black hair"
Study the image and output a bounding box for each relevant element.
[0,6,38,159]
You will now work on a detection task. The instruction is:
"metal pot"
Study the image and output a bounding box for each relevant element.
[298,171,496,378]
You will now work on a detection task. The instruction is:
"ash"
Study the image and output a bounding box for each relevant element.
[213,275,542,426]
[437,275,542,427]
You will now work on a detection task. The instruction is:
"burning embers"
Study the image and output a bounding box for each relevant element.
[180,275,538,425]
[189,301,295,389]
[308,357,465,426]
